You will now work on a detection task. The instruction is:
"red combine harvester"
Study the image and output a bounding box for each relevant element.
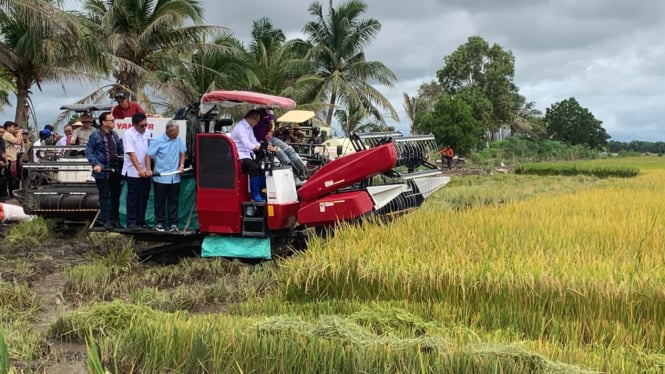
[22,91,449,259]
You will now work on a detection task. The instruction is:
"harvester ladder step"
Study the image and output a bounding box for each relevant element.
[241,202,268,237]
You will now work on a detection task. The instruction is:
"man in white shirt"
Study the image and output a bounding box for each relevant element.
[229,109,276,202]
[122,112,152,230]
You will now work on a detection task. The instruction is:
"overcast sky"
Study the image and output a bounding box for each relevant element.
[20,0,665,141]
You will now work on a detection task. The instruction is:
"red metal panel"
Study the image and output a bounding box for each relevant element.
[298,143,397,203]
[267,202,299,230]
[196,134,248,234]
[297,190,374,227]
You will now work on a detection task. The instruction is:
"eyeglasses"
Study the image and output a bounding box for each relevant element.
[103,118,115,122]
[137,122,148,128]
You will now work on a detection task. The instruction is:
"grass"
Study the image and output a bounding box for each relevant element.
[1,217,51,249]
[7,155,665,372]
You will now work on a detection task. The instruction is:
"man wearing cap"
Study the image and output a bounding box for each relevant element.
[112,92,145,120]
[40,124,57,145]
[31,128,54,162]
[70,114,95,146]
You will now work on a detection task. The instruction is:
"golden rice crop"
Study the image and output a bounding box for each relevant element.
[276,167,665,370]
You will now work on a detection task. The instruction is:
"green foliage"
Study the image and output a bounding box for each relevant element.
[0,280,39,322]
[544,97,609,149]
[49,301,163,342]
[416,93,483,154]
[86,329,114,374]
[471,137,598,166]
[0,0,105,126]
[51,301,589,373]
[436,36,517,138]
[302,0,399,126]
[0,329,10,374]
[2,217,50,248]
[515,163,640,178]
[608,140,665,154]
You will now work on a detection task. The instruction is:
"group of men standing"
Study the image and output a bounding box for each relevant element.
[85,94,187,232]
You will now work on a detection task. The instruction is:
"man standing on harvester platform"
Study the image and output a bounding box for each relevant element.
[146,121,186,233]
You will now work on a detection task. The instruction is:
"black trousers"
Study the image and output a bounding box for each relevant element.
[240,158,262,177]
[153,181,180,226]
[95,176,122,225]
[0,166,9,199]
[125,176,151,226]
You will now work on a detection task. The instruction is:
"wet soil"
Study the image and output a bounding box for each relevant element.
[0,218,96,373]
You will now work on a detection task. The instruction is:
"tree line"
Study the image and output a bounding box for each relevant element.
[1,0,613,150]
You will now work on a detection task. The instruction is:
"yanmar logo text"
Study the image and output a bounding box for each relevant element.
[115,122,155,130]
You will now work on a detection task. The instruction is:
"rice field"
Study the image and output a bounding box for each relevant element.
[7,156,665,372]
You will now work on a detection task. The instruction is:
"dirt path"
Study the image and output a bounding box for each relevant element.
[32,264,88,373]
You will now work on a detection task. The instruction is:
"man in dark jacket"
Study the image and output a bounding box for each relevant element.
[86,112,124,230]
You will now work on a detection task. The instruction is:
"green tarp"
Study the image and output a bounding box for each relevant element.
[119,171,199,230]
[201,236,271,259]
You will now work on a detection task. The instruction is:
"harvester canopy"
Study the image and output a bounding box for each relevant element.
[200,90,296,113]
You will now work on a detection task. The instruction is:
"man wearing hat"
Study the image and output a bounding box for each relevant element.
[70,114,95,146]
[20,128,32,163]
[112,92,145,120]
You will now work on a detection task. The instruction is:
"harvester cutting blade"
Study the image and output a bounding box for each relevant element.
[411,176,451,200]
[367,184,408,211]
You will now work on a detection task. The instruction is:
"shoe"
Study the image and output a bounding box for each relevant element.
[140,224,151,230]
[102,222,114,231]
[154,224,165,232]
[111,221,124,229]
[168,225,179,232]
[127,224,140,231]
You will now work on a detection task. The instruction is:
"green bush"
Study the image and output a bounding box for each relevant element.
[471,137,598,167]
[515,163,639,178]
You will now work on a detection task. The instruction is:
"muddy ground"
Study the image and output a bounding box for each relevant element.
[0,216,95,373]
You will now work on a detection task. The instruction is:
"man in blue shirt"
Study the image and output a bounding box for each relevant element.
[145,121,186,232]
[86,112,124,230]
[230,109,276,202]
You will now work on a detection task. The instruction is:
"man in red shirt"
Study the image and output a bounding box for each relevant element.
[112,92,146,119]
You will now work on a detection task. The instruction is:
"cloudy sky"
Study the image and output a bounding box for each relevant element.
[22,0,665,141]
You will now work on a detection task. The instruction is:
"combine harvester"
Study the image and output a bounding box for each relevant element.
[16,91,449,259]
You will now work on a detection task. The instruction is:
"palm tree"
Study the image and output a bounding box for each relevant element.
[301,0,399,126]
[0,0,106,127]
[510,93,542,137]
[80,0,228,110]
[243,18,324,115]
[403,93,422,135]
[161,33,258,106]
